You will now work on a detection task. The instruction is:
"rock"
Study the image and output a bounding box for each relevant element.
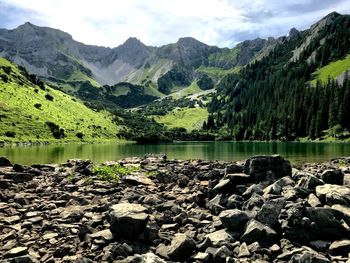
[3,173,34,183]
[315,184,350,206]
[5,247,28,258]
[213,178,231,193]
[244,155,292,182]
[238,242,250,257]
[307,193,322,207]
[213,245,233,263]
[114,253,166,263]
[296,173,324,190]
[218,209,249,231]
[256,198,285,227]
[226,173,251,185]
[291,249,331,263]
[123,174,156,186]
[205,229,233,246]
[89,229,113,241]
[167,233,196,261]
[263,176,295,196]
[0,156,12,166]
[226,163,244,174]
[321,169,344,185]
[241,219,278,246]
[109,203,149,240]
[207,194,225,215]
[329,240,350,255]
[193,252,210,262]
[8,255,35,263]
[226,194,244,209]
[306,207,348,240]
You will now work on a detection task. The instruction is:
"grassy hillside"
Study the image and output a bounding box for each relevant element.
[312,54,350,84]
[154,107,208,131]
[0,58,119,143]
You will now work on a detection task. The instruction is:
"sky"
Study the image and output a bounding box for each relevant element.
[0,0,349,48]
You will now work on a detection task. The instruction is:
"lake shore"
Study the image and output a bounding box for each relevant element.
[1,154,350,262]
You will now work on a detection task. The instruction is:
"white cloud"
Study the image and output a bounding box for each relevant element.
[0,0,349,48]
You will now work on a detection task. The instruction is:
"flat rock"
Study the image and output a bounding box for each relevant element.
[89,229,113,241]
[167,233,196,261]
[329,240,350,255]
[315,184,350,206]
[123,174,156,186]
[205,229,233,246]
[5,246,28,258]
[109,203,149,240]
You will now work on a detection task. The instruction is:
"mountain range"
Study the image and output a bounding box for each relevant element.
[0,21,279,99]
[1,11,350,143]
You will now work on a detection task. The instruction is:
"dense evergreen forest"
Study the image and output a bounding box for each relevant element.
[206,14,350,141]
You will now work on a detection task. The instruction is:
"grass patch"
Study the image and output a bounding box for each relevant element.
[0,58,119,143]
[171,82,202,99]
[154,107,209,131]
[312,54,350,84]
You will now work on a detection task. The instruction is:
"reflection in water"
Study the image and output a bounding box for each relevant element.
[0,141,349,165]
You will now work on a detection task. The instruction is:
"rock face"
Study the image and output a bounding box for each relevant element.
[0,154,350,262]
[109,203,149,240]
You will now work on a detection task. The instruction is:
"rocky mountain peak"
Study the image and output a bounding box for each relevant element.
[177,37,208,49]
[288,28,300,38]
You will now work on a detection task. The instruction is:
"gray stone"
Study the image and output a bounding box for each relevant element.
[307,193,322,207]
[218,209,249,231]
[0,156,12,166]
[296,173,324,190]
[244,155,292,182]
[238,242,250,257]
[241,219,278,246]
[213,245,233,263]
[109,203,149,240]
[321,169,344,185]
[5,247,28,258]
[167,233,196,261]
[205,229,233,246]
[256,198,285,227]
[316,184,350,206]
[306,207,348,240]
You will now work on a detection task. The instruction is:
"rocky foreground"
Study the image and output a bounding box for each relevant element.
[0,155,350,263]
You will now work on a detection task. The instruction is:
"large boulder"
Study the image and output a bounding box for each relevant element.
[0,156,12,167]
[244,155,292,182]
[167,233,196,261]
[218,209,249,231]
[306,207,348,240]
[241,219,278,246]
[320,169,344,185]
[109,203,149,240]
[315,184,350,206]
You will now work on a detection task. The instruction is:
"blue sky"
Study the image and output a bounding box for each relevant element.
[0,0,349,48]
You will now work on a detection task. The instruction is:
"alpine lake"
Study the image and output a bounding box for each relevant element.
[0,141,349,165]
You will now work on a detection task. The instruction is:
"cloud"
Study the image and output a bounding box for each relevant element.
[0,0,349,48]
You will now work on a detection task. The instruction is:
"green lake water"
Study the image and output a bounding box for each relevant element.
[0,141,349,165]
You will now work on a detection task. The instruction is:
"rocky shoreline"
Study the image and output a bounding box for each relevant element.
[0,154,350,263]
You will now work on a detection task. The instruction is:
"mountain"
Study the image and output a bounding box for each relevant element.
[0,57,119,142]
[0,22,276,104]
[206,12,350,141]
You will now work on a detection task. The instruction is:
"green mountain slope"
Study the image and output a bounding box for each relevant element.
[0,58,119,143]
[206,12,350,141]
[312,53,350,84]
